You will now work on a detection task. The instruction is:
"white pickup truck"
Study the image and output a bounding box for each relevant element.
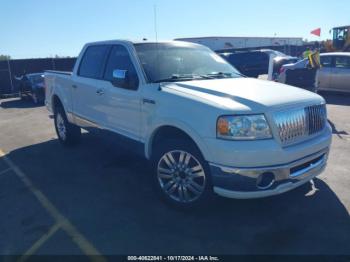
[45,40,332,208]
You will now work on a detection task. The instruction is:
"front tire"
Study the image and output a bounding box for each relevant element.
[54,105,81,146]
[151,139,213,208]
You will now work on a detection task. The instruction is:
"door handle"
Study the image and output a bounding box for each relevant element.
[72,84,77,89]
[96,89,105,95]
[142,98,155,104]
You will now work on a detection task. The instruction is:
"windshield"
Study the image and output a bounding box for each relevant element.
[271,50,286,57]
[295,58,309,68]
[28,74,44,84]
[262,50,286,57]
[134,42,242,83]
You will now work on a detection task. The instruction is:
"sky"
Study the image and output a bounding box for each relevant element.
[0,0,349,59]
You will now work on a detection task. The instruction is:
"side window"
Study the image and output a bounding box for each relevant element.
[104,45,139,90]
[229,54,243,66]
[245,53,261,65]
[256,53,269,65]
[320,56,333,68]
[335,56,350,69]
[78,45,109,79]
[243,53,254,64]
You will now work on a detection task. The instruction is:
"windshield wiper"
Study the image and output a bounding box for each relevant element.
[152,72,245,83]
[203,72,246,78]
[152,74,211,83]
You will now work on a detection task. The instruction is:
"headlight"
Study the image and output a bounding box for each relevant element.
[217,114,272,140]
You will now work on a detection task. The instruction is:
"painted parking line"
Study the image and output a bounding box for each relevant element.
[0,167,11,176]
[0,149,106,262]
[19,223,61,262]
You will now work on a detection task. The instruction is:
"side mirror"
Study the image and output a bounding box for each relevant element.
[112,69,129,88]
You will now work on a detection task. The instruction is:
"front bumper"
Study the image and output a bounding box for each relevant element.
[210,147,329,199]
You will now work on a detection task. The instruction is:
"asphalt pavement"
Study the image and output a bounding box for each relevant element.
[0,92,349,259]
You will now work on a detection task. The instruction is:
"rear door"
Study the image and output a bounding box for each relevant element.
[71,45,110,126]
[331,56,350,91]
[317,55,334,90]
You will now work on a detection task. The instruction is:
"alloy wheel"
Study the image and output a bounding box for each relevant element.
[56,113,67,141]
[157,150,206,203]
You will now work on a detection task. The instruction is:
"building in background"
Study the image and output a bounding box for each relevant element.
[175,36,304,55]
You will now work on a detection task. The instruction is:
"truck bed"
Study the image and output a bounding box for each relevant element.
[45,70,72,75]
[44,70,73,113]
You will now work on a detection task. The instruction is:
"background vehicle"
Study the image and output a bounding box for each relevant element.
[325,25,350,52]
[18,73,45,104]
[175,36,303,53]
[219,50,298,78]
[278,59,309,83]
[45,40,331,208]
[278,53,350,93]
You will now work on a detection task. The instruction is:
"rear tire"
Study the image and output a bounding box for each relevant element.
[32,91,39,104]
[19,90,26,101]
[54,105,81,146]
[151,139,213,209]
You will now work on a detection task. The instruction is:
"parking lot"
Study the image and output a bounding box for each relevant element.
[0,92,349,259]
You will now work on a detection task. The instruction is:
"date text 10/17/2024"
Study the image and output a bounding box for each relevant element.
[127,256,220,261]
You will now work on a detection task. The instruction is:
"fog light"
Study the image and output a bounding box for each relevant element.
[256,172,275,190]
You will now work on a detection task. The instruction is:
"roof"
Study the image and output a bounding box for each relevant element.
[333,25,350,29]
[321,52,350,56]
[82,40,210,52]
[84,39,202,46]
[175,36,303,40]
[26,73,44,77]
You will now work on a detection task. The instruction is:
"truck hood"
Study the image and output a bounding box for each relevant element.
[162,78,324,112]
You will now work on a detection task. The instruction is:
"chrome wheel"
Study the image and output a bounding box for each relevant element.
[157,150,206,203]
[56,113,66,141]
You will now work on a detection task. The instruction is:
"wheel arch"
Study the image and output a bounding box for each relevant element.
[51,94,63,114]
[145,124,210,161]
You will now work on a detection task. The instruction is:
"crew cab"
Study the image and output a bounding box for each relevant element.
[45,40,332,208]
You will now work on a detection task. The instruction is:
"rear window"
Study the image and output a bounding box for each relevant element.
[78,45,110,79]
[28,75,44,84]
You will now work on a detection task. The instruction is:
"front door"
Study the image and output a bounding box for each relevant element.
[99,44,142,141]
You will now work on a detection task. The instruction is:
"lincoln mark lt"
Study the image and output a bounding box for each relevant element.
[45,40,332,207]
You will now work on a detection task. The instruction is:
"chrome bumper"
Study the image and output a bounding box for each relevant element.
[210,147,329,199]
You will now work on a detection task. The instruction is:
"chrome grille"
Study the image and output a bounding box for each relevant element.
[275,104,327,145]
[306,104,327,135]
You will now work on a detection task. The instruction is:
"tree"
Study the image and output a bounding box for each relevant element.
[0,54,11,61]
[54,54,72,58]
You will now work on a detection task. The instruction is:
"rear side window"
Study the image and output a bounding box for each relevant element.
[334,56,350,69]
[78,45,109,79]
[244,53,260,63]
[103,45,139,89]
[249,52,267,63]
[228,53,244,65]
